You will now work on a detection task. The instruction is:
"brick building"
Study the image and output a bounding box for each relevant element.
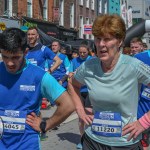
[0,0,77,41]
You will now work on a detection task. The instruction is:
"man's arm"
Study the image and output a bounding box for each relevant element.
[67,77,93,125]
[49,55,61,73]
[26,91,75,132]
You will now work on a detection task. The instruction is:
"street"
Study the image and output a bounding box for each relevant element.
[41,107,80,150]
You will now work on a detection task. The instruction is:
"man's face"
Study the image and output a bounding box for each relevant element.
[1,49,25,74]
[130,42,143,55]
[27,29,39,47]
[52,42,60,53]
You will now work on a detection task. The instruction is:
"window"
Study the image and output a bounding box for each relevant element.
[27,0,32,18]
[85,17,89,39]
[79,0,83,6]
[86,0,89,8]
[104,1,107,14]
[99,0,102,14]
[91,20,94,40]
[59,0,64,26]
[70,3,74,28]
[43,0,48,21]
[79,16,83,38]
[91,0,94,10]
[4,0,12,17]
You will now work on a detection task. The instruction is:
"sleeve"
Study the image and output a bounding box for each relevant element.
[41,72,66,103]
[135,59,150,85]
[74,62,86,85]
[44,47,56,60]
[64,56,70,75]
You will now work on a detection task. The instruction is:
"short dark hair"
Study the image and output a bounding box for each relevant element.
[52,40,60,46]
[72,49,79,54]
[27,26,39,33]
[0,28,27,53]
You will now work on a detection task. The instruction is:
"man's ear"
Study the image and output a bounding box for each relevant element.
[37,33,39,39]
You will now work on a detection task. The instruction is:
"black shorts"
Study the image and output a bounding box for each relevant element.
[81,133,143,150]
[80,92,92,108]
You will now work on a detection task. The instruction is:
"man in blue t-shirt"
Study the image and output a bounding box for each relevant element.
[0,28,74,150]
[135,50,150,150]
[49,41,70,88]
[26,27,61,73]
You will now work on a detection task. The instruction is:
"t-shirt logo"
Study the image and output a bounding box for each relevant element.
[20,85,35,91]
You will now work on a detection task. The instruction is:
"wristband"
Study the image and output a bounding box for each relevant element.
[139,113,150,129]
[40,121,47,133]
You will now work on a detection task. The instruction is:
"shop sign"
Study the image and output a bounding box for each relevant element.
[24,22,37,28]
[63,31,74,36]
[0,22,6,31]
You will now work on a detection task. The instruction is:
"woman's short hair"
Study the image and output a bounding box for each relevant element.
[92,14,126,41]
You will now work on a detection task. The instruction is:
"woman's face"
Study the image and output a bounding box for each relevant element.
[94,35,122,63]
[79,47,89,59]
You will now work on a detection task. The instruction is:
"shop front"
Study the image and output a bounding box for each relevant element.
[0,17,20,33]
[22,17,59,38]
[58,26,77,41]
[22,17,78,41]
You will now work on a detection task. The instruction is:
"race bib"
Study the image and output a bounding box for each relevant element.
[0,110,27,133]
[141,88,150,100]
[92,112,122,137]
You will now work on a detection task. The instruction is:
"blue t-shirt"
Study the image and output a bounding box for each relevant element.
[69,55,93,93]
[74,54,150,146]
[48,52,70,80]
[26,43,56,70]
[0,60,65,150]
[46,52,70,88]
[134,50,150,119]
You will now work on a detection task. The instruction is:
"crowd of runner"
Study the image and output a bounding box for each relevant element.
[0,14,150,150]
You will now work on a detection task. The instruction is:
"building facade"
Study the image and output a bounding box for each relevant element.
[0,0,78,41]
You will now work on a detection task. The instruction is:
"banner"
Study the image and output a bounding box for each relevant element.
[127,8,133,28]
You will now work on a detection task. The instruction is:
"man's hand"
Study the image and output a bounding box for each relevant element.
[26,112,42,132]
[122,120,145,141]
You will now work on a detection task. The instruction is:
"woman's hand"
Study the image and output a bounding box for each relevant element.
[76,107,93,125]
[122,120,145,141]
[26,112,42,132]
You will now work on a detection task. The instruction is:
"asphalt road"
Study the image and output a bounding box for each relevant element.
[40,107,81,150]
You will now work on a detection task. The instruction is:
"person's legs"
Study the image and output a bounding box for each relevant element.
[76,92,88,149]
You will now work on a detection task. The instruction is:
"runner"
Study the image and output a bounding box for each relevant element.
[49,41,70,88]
[0,28,74,150]
[68,14,150,150]
[69,44,93,149]
[134,50,150,150]
[26,27,61,72]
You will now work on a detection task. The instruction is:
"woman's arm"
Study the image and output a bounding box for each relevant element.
[67,76,93,125]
